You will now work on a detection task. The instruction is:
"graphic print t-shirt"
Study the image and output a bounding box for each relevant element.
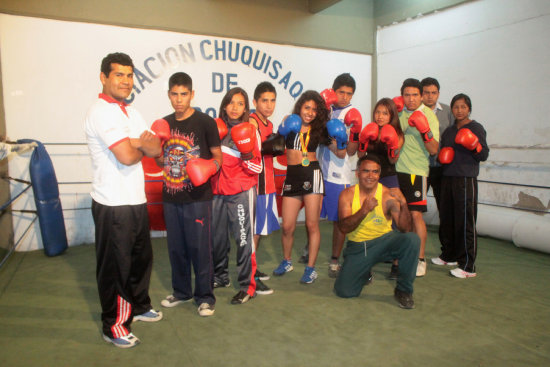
[161,110,221,204]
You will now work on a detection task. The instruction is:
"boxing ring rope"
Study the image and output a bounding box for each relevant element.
[0,216,37,269]
[0,176,35,270]
[1,139,70,263]
[443,179,550,215]
[0,179,92,270]
[2,140,549,267]
[477,180,550,190]
[0,178,32,212]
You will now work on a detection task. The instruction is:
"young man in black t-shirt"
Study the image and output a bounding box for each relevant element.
[154,72,222,317]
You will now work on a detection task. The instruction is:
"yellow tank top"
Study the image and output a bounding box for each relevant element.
[347,183,393,242]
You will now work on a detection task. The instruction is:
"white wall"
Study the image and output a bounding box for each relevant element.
[376,0,550,252]
[377,0,550,212]
[0,14,372,251]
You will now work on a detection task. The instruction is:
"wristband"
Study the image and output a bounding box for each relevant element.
[422,131,434,143]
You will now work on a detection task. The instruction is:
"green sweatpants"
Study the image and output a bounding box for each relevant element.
[334,231,420,297]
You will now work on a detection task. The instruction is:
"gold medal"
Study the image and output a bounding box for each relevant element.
[299,128,311,167]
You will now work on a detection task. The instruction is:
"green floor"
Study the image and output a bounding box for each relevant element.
[0,224,549,367]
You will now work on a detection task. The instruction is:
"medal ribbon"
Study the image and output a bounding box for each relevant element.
[299,128,310,157]
[299,128,311,166]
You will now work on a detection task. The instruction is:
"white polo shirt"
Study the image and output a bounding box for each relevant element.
[85,94,148,206]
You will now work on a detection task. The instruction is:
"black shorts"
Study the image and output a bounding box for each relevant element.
[282,161,324,197]
[397,172,427,212]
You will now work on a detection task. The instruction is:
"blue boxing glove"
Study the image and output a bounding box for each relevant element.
[327,118,348,150]
[278,114,302,137]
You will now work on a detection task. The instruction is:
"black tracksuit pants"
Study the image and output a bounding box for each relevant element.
[92,200,153,338]
[438,176,478,273]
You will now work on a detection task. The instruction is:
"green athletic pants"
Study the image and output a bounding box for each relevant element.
[334,231,420,297]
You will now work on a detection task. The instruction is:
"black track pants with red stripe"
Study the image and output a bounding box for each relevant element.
[92,200,153,338]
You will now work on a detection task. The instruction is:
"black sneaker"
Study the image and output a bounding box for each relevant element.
[365,272,374,286]
[394,288,415,309]
[231,290,254,304]
[255,279,273,295]
[255,269,270,281]
[388,264,399,280]
[298,245,309,264]
[213,279,231,289]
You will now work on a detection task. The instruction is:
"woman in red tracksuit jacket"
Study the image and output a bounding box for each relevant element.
[210,87,263,305]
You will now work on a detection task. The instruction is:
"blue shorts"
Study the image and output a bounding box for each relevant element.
[320,180,350,222]
[255,193,280,235]
[380,175,399,189]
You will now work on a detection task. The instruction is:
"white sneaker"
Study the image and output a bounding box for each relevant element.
[416,259,426,277]
[161,295,191,308]
[103,332,140,348]
[198,303,215,317]
[328,262,341,278]
[450,268,477,278]
[431,257,458,266]
[133,309,163,322]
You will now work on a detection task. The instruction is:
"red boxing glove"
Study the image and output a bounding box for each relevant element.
[231,122,257,161]
[438,147,455,164]
[455,128,482,153]
[215,118,228,140]
[186,158,218,187]
[408,111,434,142]
[392,96,404,113]
[358,122,379,152]
[344,108,362,143]
[151,119,170,144]
[320,88,338,110]
[380,124,400,158]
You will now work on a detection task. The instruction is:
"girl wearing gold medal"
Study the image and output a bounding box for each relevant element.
[273,90,346,284]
